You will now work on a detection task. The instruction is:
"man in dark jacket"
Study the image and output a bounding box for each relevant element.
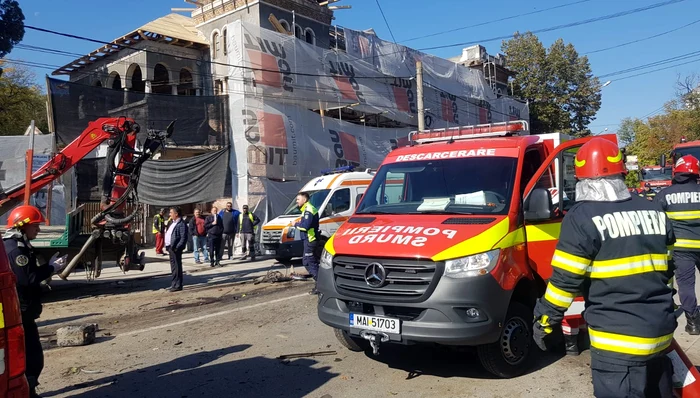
[165,206,188,292]
[205,206,224,267]
[238,204,260,261]
[219,202,240,260]
[183,214,194,253]
[189,208,210,264]
[4,205,68,398]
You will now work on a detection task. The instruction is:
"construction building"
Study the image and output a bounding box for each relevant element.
[46,0,529,244]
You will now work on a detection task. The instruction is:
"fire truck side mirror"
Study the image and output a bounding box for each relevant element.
[524,187,553,222]
[660,154,667,167]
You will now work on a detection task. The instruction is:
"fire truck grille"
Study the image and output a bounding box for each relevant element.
[262,230,282,245]
[332,256,441,303]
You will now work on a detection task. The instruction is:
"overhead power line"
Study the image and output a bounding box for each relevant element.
[598,49,700,78]
[23,25,413,80]
[401,0,592,43]
[613,57,700,82]
[374,0,399,44]
[583,18,700,55]
[418,0,687,51]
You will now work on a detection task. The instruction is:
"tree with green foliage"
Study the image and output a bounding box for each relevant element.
[0,0,23,58]
[502,32,602,136]
[0,61,48,135]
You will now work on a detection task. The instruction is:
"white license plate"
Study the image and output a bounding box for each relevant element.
[349,313,400,334]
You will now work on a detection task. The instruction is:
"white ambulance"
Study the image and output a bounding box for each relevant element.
[261,166,376,262]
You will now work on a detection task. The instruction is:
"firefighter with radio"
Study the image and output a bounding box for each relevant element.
[3,205,68,398]
[655,154,700,335]
[294,192,321,295]
[533,138,676,397]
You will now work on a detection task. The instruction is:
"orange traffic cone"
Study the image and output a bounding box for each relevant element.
[668,339,700,397]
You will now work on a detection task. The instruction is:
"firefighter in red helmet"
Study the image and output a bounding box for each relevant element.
[655,155,700,335]
[533,138,676,397]
[4,205,67,398]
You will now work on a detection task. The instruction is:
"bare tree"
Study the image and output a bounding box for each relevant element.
[677,73,700,110]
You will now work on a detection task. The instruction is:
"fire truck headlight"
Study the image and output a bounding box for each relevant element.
[320,248,334,269]
[444,249,500,278]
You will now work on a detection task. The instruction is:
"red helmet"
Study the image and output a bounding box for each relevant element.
[6,205,45,229]
[574,138,627,179]
[674,155,700,176]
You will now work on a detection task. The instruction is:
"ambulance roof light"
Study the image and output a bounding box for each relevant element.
[681,136,688,143]
[409,120,529,145]
[320,165,356,175]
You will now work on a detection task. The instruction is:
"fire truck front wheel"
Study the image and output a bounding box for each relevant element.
[334,328,369,352]
[476,302,533,378]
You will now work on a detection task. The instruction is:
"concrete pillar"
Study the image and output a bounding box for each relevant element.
[123,87,129,104]
[171,84,178,96]
[196,88,201,96]
[145,81,152,94]
[223,78,229,95]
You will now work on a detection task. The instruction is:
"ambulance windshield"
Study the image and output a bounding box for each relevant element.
[356,157,517,215]
[283,189,330,216]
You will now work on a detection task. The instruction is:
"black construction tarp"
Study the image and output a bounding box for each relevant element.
[137,147,230,206]
[48,78,229,148]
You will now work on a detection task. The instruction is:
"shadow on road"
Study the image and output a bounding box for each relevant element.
[365,343,566,380]
[42,344,338,398]
[42,262,296,304]
[37,313,104,328]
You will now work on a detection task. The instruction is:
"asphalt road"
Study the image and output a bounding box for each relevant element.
[30,257,700,398]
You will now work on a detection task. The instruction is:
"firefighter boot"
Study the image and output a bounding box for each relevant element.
[564,334,580,356]
[686,312,700,335]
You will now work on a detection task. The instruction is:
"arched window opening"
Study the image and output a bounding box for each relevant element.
[152,64,171,95]
[178,68,196,96]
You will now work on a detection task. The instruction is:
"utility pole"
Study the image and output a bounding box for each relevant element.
[416,61,425,131]
[24,120,35,206]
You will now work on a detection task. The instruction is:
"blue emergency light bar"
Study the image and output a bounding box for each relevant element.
[321,165,356,175]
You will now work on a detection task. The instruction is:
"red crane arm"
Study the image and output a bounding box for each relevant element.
[0,117,135,216]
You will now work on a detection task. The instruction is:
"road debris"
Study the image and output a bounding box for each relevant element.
[56,324,97,347]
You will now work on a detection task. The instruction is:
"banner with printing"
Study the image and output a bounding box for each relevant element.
[227,21,528,131]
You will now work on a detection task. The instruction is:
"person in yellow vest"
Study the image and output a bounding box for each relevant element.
[294,192,321,295]
[152,208,167,255]
[238,205,260,261]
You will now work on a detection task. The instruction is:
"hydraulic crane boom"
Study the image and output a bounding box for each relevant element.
[0,117,137,216]
[0,116,174,279]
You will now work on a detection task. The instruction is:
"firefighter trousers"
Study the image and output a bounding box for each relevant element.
[302,239,320,279]
[590,355,673,398]
[22,313,43,392]
[674,250,700,316]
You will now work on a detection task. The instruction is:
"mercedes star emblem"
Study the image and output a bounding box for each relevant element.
[364,262,387,288]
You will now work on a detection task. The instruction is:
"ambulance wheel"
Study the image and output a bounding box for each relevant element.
[477,302,533,378]
[334,328,368,352]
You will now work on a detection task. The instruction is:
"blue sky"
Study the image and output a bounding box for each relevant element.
[12,0,700,132]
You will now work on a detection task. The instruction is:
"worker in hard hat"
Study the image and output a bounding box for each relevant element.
[3,205,67,398]
[533,138,676,397]
[655,154,700,335]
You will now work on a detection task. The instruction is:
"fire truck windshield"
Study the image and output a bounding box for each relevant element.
[356,157,517,215]
[641,168,671,181]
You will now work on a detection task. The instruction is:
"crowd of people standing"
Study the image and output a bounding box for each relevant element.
[152,202,261,292]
